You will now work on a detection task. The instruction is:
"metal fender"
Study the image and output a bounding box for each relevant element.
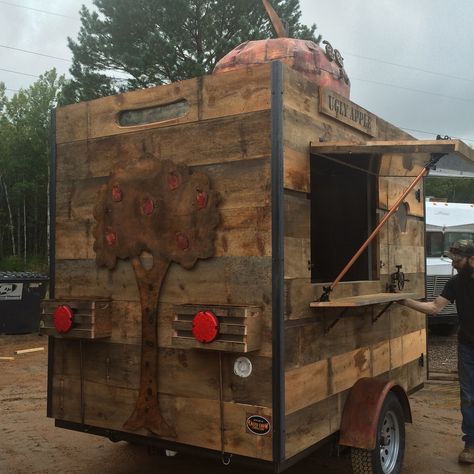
[338,377,412,450]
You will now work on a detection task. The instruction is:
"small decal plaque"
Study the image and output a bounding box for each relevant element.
[319,87,377,137]
[246,415,271,436]
[0,283,23,300]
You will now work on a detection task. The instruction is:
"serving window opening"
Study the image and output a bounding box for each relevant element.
[310,153,379,284]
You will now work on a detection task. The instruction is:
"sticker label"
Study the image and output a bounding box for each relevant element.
[246,415,271,436]
[0,283,23,300]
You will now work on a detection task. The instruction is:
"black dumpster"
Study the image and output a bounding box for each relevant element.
[0,272,49,334]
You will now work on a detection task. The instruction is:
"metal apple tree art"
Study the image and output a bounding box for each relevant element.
[93,154,219,436]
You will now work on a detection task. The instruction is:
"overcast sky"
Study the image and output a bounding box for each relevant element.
[0,0,473,147]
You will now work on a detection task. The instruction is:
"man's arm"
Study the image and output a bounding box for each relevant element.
[398,295,450,315]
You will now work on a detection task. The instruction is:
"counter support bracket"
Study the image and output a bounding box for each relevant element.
[372,301,394,324]
[325,308,349,334]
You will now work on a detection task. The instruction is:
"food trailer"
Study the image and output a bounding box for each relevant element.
[40,3,474,473]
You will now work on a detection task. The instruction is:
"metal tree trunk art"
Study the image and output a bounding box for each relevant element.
[93,154,219,436]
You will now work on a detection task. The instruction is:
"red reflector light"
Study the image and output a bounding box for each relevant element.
[53,305,74,333]
[192,311,219,343]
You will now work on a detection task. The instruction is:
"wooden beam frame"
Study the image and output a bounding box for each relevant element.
[310,139,474,163]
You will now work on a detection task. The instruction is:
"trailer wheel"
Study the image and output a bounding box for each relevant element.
[351,392,405,474]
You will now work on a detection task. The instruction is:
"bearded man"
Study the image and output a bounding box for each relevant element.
[400,240,474,464]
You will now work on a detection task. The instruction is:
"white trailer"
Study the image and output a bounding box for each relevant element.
[425,200,474,333]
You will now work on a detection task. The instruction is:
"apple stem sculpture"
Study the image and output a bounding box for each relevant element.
[262,0,287,38]
[93,154,219,436]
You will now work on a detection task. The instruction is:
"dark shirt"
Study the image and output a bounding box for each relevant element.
[441,274,474,346]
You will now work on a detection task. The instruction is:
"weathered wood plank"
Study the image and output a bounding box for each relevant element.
[310,140,464,157]
[402,329,426,365]
[378,214,425,247]
[284,190,310,239]
[379,153,427,177]
[285,393,338,459]
[171,337,250,353]
[378,177,389,210]
[54,256,273,356]
[283,148,310,193]
[387,245,425,274]
[286,291,424,367]
[389,301,426,339]
[284,356,424,459]
[172,320,247,335]
[55,256,271,303]
[330,347,371,394]
[285,359,328,414]
[56,64,272,145]
[56,111,272,182]
[390,336,403,369]
[371,340,391,376]
[56,102,88,144]
[284,328,426,414]
[310,292,418,308]
[284,237,310,279]
[223,403,273,461]
[285,278,387,321]
[221,354,273,408]
[56,205,271,260]
[385,177,424,217]
[54,374,273,459]
[53,339,81,377]
[50,375,82,423]
[201,64,271,121]
[282,107,363,193]
[52,339,273,406]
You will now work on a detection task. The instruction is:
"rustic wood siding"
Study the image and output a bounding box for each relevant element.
[282,66,426,458]
[53,64,274,460]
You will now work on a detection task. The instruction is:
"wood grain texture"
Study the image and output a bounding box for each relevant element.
[311,140,460,156]
[51,369,273,459]
[310,292,418,308]
[55,255,271,302]
[285,359,329,414]
[284,329,426,413]
[52,339,273,407]
[285,393,339,459]
[56,64,272,144]
[285,357,424,459]
[56,111,272,183]
[54,257,273,357]
[56,205,271,260]
[284,237,310,279]
[384,177,424,216]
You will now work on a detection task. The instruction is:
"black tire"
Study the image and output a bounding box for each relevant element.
[351,392,405,474]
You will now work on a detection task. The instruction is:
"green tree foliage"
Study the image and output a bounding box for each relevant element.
[425,177,474,203]
[62,0,320,103]
[0,70,65,270]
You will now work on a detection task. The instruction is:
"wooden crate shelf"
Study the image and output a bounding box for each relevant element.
[40,298,112,339]
[171,304,262,353]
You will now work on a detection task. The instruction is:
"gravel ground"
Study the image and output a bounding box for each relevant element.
[428,333,458,374]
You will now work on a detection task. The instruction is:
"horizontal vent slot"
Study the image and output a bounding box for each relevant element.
[119,100,189,126]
